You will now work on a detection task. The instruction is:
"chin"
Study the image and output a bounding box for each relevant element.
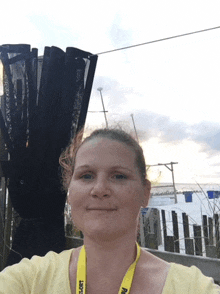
[84,224,134,243]
[85,231,124,243]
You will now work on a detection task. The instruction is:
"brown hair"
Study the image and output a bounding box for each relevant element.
[59,128,147,192]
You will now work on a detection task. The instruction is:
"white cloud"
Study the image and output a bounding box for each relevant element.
[142,138,220,184]
[1,0,220,183]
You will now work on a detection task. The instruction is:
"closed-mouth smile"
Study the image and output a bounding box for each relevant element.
[86,208,117,211]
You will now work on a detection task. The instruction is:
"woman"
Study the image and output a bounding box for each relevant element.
[0,128,219,293]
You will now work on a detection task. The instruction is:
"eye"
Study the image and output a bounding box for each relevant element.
[80,173,93,180]
[113,174,127,180]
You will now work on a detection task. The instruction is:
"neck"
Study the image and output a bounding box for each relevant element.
[83,233,138,274]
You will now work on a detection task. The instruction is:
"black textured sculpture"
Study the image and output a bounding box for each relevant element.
[0,44,97,265]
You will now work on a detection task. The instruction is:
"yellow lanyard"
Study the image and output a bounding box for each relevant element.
[76,242,141,294]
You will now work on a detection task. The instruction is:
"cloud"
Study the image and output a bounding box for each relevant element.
[106,110,190,143]
[90,75,220,157]
[192,122,220,153]
[108,14,133,48]
[135,111,190,143]
[105,109,220,155]
[210,162,220,167]
[198,172,220,179]
[26,14,81,54]
[92,75,131,110]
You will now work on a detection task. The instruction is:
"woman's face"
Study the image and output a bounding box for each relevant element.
[68,138,150,242]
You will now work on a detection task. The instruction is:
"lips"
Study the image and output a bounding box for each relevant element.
[86,207,117,211]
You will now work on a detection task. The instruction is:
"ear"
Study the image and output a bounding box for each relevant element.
[67,190,70,204]
[142,179,151,207]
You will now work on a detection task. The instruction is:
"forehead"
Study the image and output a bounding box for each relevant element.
[75,138,136,168]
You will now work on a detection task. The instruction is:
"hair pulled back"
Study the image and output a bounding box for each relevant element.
[59,128,147,192]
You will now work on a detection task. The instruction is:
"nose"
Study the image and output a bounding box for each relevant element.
[90,175,110,198]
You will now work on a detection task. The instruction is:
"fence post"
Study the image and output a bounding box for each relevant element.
[144,208,160,249]
[182,212,194,255]
[161,210,167,251]
[206,245,217,258]
[202,215,209,248]
[172,211,180,253]
[193,225,203,256]
[209,217,214,245]
[214,214,220,258]
[139,213,146,247]
[214,214,219,243]
[166,236,175,252]
[145,233,158,249]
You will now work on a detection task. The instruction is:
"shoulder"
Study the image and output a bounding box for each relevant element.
[138,250,220,294]
[131,249,170,293]
[139,248,170,274]
[0,249,74,293]
[2,249,73,275]
[163,263,220,294]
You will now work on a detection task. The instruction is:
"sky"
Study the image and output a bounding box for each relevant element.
[1,0,220,184]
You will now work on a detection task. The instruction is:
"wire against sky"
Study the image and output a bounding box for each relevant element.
[93,25,220,56]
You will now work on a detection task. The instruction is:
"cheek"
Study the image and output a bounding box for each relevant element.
[128,188,146,208]
[68,186,85,210]
[121,187,143,208]
[68,192,84,226]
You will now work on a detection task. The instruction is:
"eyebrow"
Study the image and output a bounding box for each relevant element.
[74,165,91,172]
[109,165,133,173]
[74,165,133,173]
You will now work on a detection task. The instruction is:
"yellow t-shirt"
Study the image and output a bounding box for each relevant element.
[162,263,220,294]
[0,249,219,293]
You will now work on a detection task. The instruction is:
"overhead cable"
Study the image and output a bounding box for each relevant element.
[93,25,220,56]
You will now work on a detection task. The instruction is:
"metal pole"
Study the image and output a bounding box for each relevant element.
[157,162,178,204]
[170,162,177,204]
[131,114,139,142]
[97,87,108,128]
